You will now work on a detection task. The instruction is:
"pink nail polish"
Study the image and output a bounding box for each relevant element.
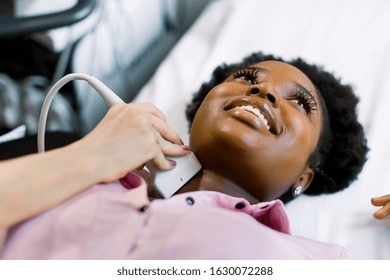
[119,172,142,190]
[169,159,177,167]
[182,145,191,151]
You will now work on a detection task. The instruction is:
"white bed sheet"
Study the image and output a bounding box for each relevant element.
[134,0,390,259]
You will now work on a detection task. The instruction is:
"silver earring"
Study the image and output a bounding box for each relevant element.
[292,185,303,197]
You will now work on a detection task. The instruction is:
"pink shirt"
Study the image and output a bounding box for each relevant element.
[0,173,350,259]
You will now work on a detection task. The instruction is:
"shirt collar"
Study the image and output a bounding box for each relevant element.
[161,191,291,234]
[119,172,291,235]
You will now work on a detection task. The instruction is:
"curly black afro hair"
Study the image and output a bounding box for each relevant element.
[186,52,369,203]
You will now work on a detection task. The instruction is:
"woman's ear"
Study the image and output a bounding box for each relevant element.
[291,166,314,197]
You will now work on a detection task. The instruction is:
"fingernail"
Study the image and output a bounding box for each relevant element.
[182,145,191,151]
[119,172,142,190]
[169,159,177,167]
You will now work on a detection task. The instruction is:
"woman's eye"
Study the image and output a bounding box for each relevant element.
[232,67,260,85]
[238,76,255,85]
[290,96,317,116]
[291,99,305,109]
[289,86,317,116]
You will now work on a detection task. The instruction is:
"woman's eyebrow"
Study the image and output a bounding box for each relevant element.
[227,66,269,79]
[250,66,269,73]
[233,66,269,73]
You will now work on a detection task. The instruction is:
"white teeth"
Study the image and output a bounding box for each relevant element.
[234,105,271,131]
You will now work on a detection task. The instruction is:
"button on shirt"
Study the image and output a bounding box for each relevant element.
[0,173,350,259]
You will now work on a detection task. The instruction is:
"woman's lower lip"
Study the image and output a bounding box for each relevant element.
[230,109,264,130]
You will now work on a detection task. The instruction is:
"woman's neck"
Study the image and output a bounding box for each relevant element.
[175,169,260,204]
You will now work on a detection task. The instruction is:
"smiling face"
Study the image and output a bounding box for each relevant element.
[189,60,323,202]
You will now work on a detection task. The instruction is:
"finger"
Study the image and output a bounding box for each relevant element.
[373,203,390,219]
[148,115,183,145]
[159,138,191,157]
[149,149,176,171]
[131,103,167,122]
[133,103,183,145]
[371,194,390,206]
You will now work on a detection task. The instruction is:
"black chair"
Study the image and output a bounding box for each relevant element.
[0,0,96,159]
[0,0,97,37]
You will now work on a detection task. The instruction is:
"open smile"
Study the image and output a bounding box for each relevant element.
[224,98,279,135]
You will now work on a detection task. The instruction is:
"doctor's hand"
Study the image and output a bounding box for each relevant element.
[74,103,190,182]
[371,194,390,219]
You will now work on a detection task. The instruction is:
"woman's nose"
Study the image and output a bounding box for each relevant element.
[247,85,279,107]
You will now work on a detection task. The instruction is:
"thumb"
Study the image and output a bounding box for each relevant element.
[119,172,145,190]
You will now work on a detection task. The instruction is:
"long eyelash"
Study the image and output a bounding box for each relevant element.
[294,87,318,115]
[232,67,260,83]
